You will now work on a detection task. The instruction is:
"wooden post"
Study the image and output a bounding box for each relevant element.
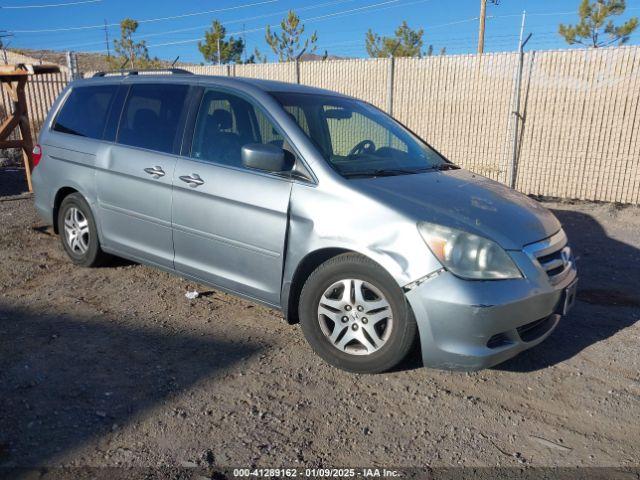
[16,77,34,192]
[0,63,60,192]
[478,0,487,54]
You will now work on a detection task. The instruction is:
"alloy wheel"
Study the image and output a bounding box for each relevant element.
[317,278,393,355]
[63,207,90,255]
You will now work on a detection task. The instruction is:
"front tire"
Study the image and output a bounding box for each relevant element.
[299,253,417,373]
[58,193,108,267]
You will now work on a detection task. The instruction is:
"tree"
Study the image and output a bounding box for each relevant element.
[244,47,268,64]
[198,20,245,64]
[424,44,446,57]
[559,0,638,47]
[112,18,156,68]
[365,21,424,58]
[265,10,317,61]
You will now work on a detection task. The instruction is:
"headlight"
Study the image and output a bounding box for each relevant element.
[418,222,522,280]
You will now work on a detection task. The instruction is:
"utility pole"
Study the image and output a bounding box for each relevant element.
[104,20,111,58]
[217,36,221,66]
[478,0,487,54]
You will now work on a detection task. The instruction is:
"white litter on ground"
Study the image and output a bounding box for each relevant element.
[185,291,199,300]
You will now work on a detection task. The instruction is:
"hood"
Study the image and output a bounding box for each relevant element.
[352,169,561,250]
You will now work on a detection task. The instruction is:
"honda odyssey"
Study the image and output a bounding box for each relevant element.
[31,69,578,373]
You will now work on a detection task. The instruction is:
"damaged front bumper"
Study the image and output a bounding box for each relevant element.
[405,251,578,371]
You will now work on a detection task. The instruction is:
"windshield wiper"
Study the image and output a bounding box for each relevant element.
[434,163,460,171]
[342,168,431,178]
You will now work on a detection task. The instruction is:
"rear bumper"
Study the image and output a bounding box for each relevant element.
[405,261,577,371]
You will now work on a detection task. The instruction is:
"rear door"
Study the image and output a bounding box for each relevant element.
[95,82,190,268]
[171,87,293,305]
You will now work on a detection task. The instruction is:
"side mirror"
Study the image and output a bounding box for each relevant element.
[241,143,294,173]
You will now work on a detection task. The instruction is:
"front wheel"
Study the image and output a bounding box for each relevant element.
[299,253,417,373]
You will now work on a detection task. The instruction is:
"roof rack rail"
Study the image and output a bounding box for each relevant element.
[93,68,193,78]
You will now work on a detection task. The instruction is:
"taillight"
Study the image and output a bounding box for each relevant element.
[32,144,42,168]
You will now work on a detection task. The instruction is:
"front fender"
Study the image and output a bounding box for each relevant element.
[283,181,442,295]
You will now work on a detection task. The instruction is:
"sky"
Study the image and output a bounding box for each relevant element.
[1,0,640,63]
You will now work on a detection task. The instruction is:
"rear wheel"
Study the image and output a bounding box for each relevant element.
[58,193,108,267]
[299,253,417,373]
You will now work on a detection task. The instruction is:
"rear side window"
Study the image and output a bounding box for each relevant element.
[53,85,118,139]
[117,83,189,154]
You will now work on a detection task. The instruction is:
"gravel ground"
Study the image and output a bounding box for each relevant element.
[1,167,639,475]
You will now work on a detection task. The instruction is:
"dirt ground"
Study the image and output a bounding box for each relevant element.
[1,167,639,475]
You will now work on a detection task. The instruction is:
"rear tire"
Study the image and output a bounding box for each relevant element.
[58,193,108,267]
[299,253,417,373]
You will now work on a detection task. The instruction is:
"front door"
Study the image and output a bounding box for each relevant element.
[96,82,189,268]
[172,88,292,305]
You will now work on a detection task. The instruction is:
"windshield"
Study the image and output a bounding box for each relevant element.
[269,92,453,177]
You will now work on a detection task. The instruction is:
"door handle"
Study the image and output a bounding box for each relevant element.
[144,166,165,178]
[179,173,205,187]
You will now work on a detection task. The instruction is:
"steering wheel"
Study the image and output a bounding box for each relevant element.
[348,139,376,157]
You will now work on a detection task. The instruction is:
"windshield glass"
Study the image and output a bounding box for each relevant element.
[269,92,452,177]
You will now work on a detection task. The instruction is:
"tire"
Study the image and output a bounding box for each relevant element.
[299,253,417,373]
[57,193,108,267]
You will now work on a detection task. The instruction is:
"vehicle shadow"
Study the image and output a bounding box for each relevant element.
[496,207,640,372]
[0,168,30,197]
[0,305,262,471]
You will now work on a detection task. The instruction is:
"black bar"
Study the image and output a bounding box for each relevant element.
[92,68,193,78]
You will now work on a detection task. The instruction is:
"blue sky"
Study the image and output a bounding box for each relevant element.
[2,0,640,63]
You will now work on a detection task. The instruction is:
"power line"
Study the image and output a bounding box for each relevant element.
[146,0,433,50]
[313,15,482,50]
[0,0,100,8]
[487,7,640,21]
[67,0,405,51]
[127,0,362,41]
[96,0,592,55]
[10,0,278,33]
[11,2,640,58]
[38,0,364,51]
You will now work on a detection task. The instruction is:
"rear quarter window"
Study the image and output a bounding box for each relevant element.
[53,85,119,139]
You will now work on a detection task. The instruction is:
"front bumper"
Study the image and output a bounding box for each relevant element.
[405,249,577,371]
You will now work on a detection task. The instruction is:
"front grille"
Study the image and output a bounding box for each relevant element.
[524,230,573,285]
[537,249,566,277]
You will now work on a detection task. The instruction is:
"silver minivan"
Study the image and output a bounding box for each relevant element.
[32,70,578,373]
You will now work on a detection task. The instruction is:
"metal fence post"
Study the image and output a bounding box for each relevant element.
[508,12,530,190]
[294,48,307,84]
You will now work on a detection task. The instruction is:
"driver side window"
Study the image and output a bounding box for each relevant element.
[323,106,408,157]
[191,89,286,169]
